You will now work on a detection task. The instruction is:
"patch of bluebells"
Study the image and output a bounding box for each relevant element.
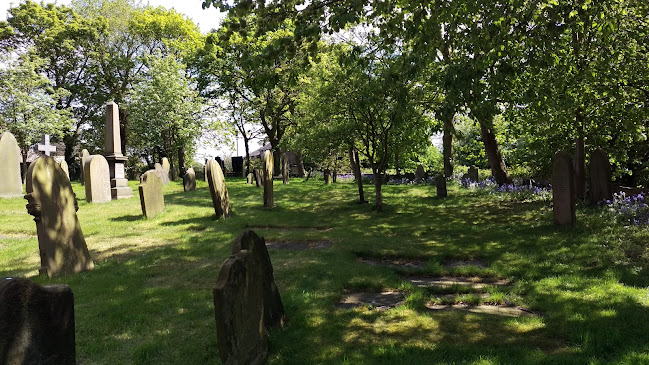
[386,176,436,185]
[606,192,649,227]
[459,176,551,201]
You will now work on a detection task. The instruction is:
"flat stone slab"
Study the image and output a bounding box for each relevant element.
[247,225,331,232]
[431,293,490,301]
[409,277,509,289]
[266,240,333,250]
[359,257,426,270]
[337,291,404,310]
[444,260,487,269]
[426,303,539,318]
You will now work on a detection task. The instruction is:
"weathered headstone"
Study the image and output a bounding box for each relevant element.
[246,173,254,185]
[590,149,612,205]
[436,175,447,198]
[59,159,70,181]
[207,160,232,219]
[0,131,23,197]
[213,230,285,365]
[104,102,133,199]
[83,155,111,203]
[281,152,289,184]
[254,168,263,187]
[323,168,332,184]
[468,166,478,182]
[183,167,196,192]
[138,170,164,218]
[552,151,576,226]
[0,278,76,364]
[415,165,425,182]
[80,149,90,186]
[263,151,274,208]
[161,157,171,180]
[25,156,94,276]
[153,163,170,185]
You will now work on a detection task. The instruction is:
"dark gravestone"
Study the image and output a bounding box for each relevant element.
[552,151,576,226]
[215,157,225,172]
[0,278,75,365]
[468,166,478,182]
[213,230,285,364]
[183,167,196,192]
[404,172,416,181]
[323,168,331,184]
[415,165,425,182]
[590,149,612,204]
[436,175,447,198]
[231,157,244,177]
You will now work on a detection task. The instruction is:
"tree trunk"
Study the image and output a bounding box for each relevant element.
[296,151,305,177]
[281,152,289,184]
[243,137,251,175]
[574,111,586,199]
[63,131,79,181]
[305,168,312,182]
[349,147,366,203]
[323,168,331,184]
[394,150,401,177]
[478,119,511,185]
[372,166,383,212]
[332,168,337,183]
[442,112,455,178]
[177,146,185,178]
[21,148,28,183]
[273,152,281,176]
[119,107,128,154]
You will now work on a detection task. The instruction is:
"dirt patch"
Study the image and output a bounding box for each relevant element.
[265,240,333,250]
[337,291,405,310]
[246,225,332,232]
[358,257,426,270]
[426,303,539,318]
[408,276,509,289]
[444,260,487,269]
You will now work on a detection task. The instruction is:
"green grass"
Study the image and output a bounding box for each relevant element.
[2,178,649,364]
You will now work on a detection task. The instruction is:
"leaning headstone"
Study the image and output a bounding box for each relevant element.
[83,155,111,203]
[415,165,425,182]
[0,131,23,197]
[103,102,133,199]
[263,151,274,208]
[25,156,94,276]
[59,159,70,181]
[138,170,164,218]
[436,175,447,198]
[468,166,478,182]
[552,151,576,226]
[590,149,612,204]
[207,160,232,219]
[281,152,289,184]
[183,167,196,192]
[80,149,90,186]
[161,157,171,180]
[153,163,170,185]
[0,278,76,364]
[213,231,285,365]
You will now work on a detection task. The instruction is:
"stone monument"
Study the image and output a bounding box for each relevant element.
[589,149,612,205]
[0,131,23,197]
[0,277,76,364]
[207,160,231,219]
[139,170,164,218]
[25,156,94,276]
[183,167,196,192]
[552,151,576,227]
[104,102,133,199]
[263,151,274,208]
[84,155,111,203]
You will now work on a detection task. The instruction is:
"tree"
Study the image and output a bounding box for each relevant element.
[0,53,73,174]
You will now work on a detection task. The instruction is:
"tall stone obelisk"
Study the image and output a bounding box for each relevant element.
[104,102,133,199]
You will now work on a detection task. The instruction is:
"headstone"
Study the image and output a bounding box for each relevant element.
[323,168,331,184]
[83,155,111,203]
[215,156,225,171]
[138,170,164,218]
[103,102,133,199]
[161,157,171,180]
[37,135,56,156]
[59,159,70,181]
[0,278,76,364]
[468,166,478,182]
[415,165,425,182]
[590,149,612,204]
[247,173,254,185]
[213,230,285,365]
[231,156,244,177]
[552,151,576,226]
[436,175,447,198]
[263,151,274,208]
[80,149,90,186]
[0,132,23,197]
[254,168,263,188]
[207,160,232,219]
[183,167,196,192]
[153,163,170,185]
[25,156,94,276]
[281,152,289,184]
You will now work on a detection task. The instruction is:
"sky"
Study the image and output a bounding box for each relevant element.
[1,0,264,161]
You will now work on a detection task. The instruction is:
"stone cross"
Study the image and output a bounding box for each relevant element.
[37,135,56,156]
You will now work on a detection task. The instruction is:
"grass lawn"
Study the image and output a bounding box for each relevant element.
[2,177,649,364]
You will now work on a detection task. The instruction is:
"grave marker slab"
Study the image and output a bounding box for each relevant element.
[207,160,231,219]
[552,151,576,226]
[415,165,425,182]
[161,157,171,180]
[59,159,70,181]
[80,149,90,186]
[153,163,170,185]
[254,168,263,187]
[0,132,23,197]
[83,155,111,203]
[590,149,612,204]
[468,166,478,182]
[0,278,76,364]
[183,167,196,192]
[436,175,447,198]
[25,156,94,276]
[263,151,274,208]
[139,170,164,218]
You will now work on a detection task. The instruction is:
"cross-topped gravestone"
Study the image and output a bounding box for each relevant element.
[38,135,57,156]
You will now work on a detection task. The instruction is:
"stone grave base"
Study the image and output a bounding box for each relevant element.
[266,240,333,250]
[336,291,404,310]
[408,276,509,289]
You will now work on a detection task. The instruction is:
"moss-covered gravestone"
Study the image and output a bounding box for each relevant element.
[25,156,94,276]
[183,167,196,192]
[0,277,76,364]
[436,175,447,198]
[207,160,231,219]
[83,155,111,203]
[552,151,576,226]
[138,170,164,218]
[468,166,478,182]
[0,131,23,198]
[589,149,612,205]
[263,151,274,208]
